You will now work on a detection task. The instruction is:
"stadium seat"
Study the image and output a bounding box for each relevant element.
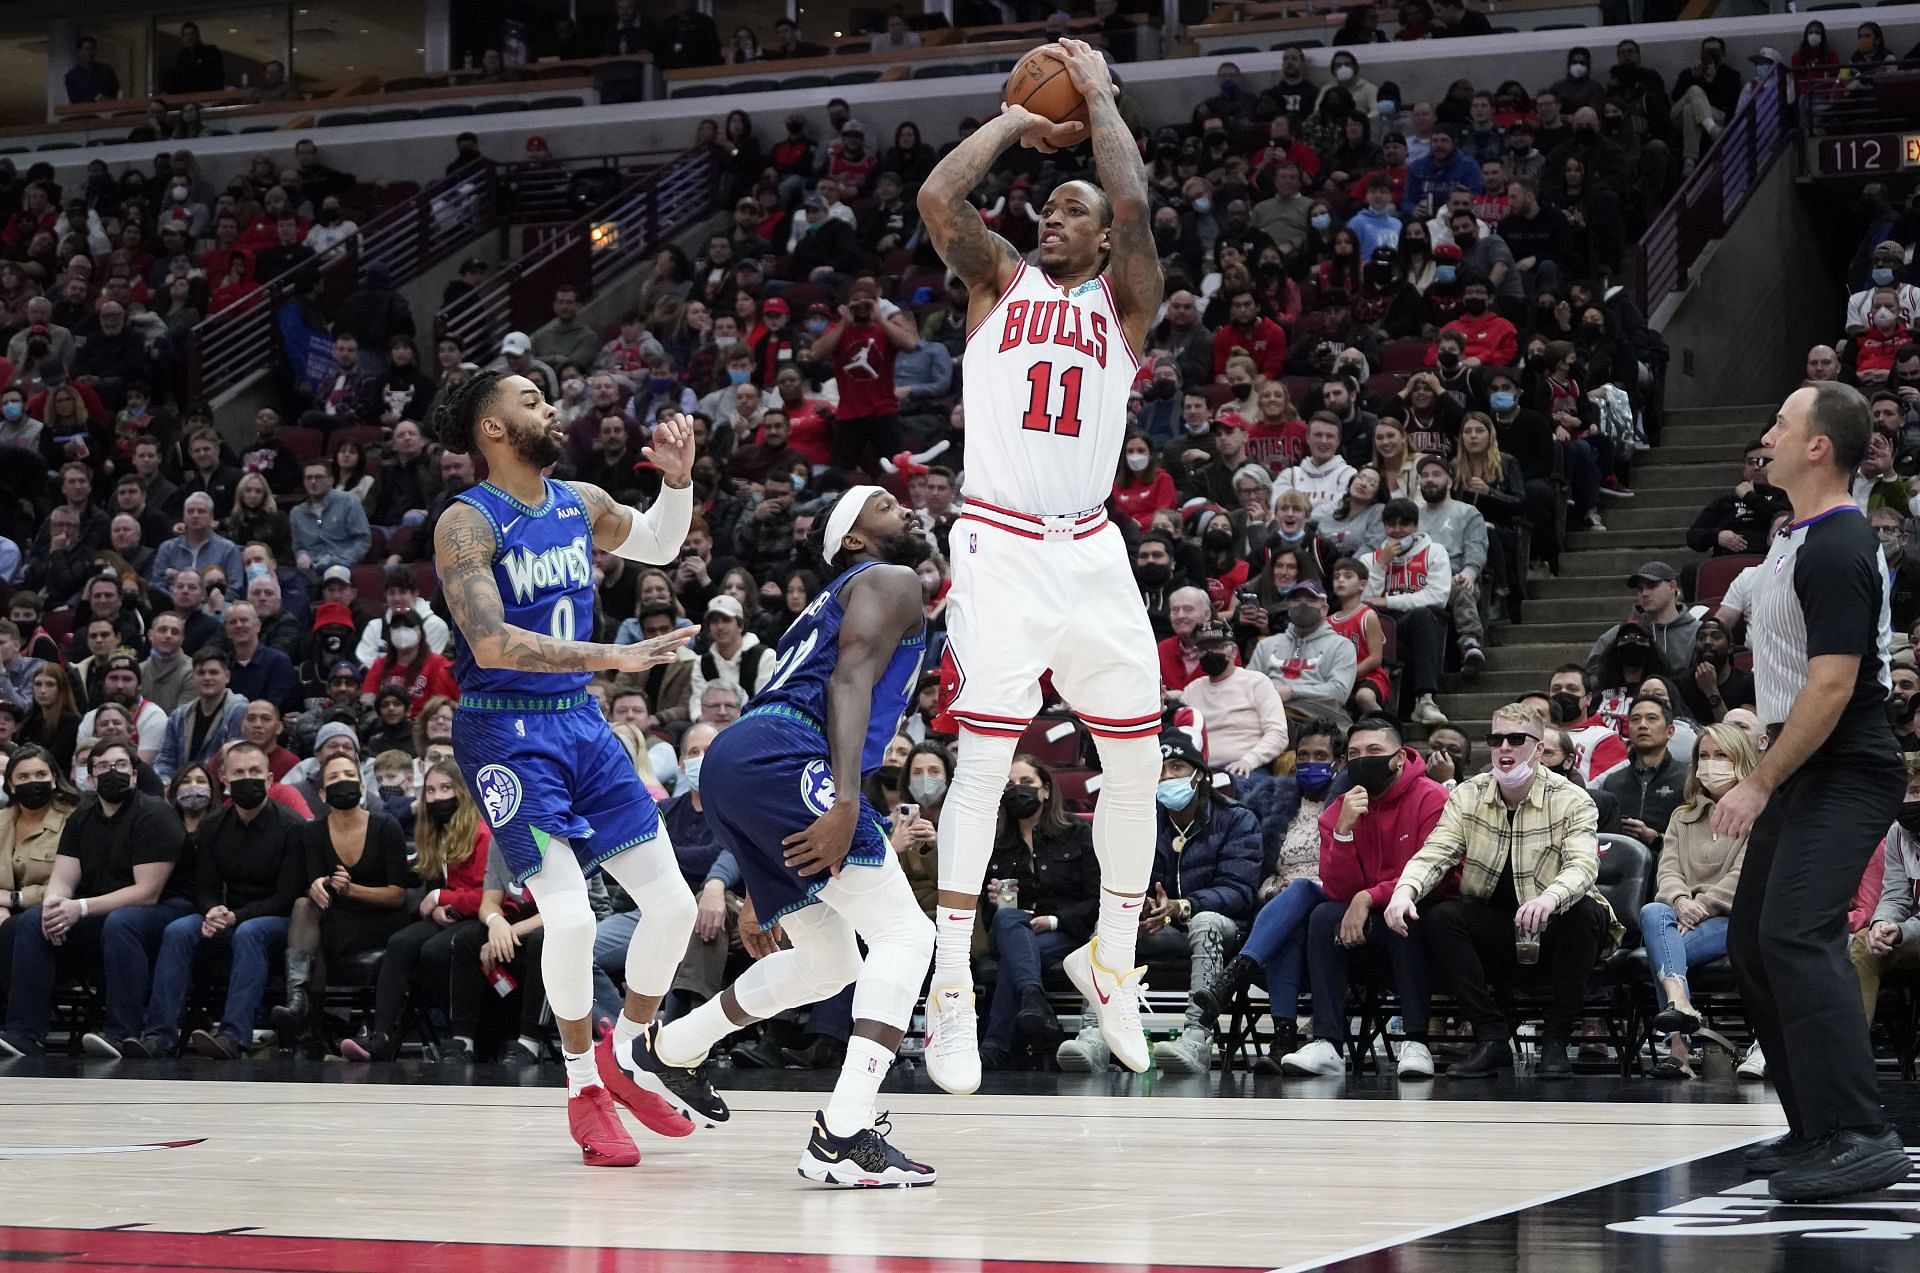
[349,565,387,600]
[913,64,978,79]
[472,100,531,115]
[415,562,440,600]
[1694,554,1760,610]
[1203,384,1237,408]
[361,108,421,124]
[318,113,368,128]
[1365,372,1405,402]
[529,96,586,110]
[829,71,884,86]
[1017,715,1086,769]
[418,104,475,118]
[43,608,73,648]
[1049,767,1102,814]
[781,75,834,89]
[1379,339,1431,375]
[280,426,323,465]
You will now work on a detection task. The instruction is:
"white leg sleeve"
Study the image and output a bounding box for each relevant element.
[936,729,1020,893]
[822,853,935,1032]
[729,903,863,1022]
[521,840,596,1022]
[599,825,698,1000]
[1086,732,1160,892]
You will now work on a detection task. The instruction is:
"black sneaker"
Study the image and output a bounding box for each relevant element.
[189,1029,245,1061]
[497,1041,543,1069]
[1459,641,1486,681]
[119,1034,164,1059]
[435,1038,473,1064]
[0,1031,42,1058]
[1192,953,1258,1022]
[1744,1130,1817,1176]
[1535,1037,1573,1080]
[797,1111,937,1187]
[1769,1127,1912,1203]
[628,1020,731,1127]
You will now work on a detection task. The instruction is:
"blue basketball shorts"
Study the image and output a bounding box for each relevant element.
[453,694,661,884]
[699,709,890,928]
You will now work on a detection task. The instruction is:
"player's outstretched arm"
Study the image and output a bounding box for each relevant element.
[781,567,925,878]
[917,109,1061,298]
[572,412,696,564]
[1041,40,1161,349]
[436,501,693,675]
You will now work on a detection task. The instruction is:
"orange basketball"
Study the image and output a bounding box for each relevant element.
[1004,46,1089,140]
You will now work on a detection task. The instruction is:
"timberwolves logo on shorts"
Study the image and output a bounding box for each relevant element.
[800,759,837,816]
[474,764,523,826]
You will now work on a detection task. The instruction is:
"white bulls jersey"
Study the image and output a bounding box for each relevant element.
[961,257,1141,516]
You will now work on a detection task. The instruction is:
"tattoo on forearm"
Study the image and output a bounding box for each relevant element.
[920,116,1023,285]
[436,505,617,673]
[1087,90,1162,330]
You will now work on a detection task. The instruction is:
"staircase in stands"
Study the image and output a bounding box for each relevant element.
[1428,403,1770,739]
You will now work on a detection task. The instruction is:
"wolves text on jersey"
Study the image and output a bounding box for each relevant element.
[996,298,1109,368]
[501,534,592,604]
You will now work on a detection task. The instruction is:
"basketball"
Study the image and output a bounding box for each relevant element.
[1004,46,1089,139]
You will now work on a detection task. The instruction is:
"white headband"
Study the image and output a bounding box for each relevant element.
[824,485,885,566]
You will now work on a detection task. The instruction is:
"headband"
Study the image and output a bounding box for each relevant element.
[824,485,885,566]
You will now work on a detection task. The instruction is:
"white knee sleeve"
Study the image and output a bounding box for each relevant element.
[936,729,1020,893]
[731,905,862,1020]
[1087,733,1160,891]
[826,855,936,1031]
[523,841,597,1022]
[601,827,698,999]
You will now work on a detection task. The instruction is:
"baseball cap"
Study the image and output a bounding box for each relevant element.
[322,564,353,585]
[312,601,355,632]
[1415,453,1449,475]
[1195,618,1235,645]
[806,302,832,318]
[328,658,360,680]
[459,256,486,274]
[762,296,790,315]
[501,331,531,357]
[803,194,828,211]
[841,119,865,135]
[1749,46,1783,66]
[1284,580,1327,600]
[1159,730,1207,771]
[1627,561,1678,587]
[104,653,140,677]
[314,721,361,756]
[706,594,745,621]
[0,700,22,722]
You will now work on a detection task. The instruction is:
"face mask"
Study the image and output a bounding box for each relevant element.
[1490,389,1518,412]
[790,473,806,494]
[1809,32,1824,48]
[1436,351,1461,370]
[713,335,738,350]
[1551,691,1585,722]
[908,775,948,805]
[1156,777,1198,811]
[1000,786,1043,820]
[1491,759,1535,791]
[1899,799,1920,836]
[681,755,704,792]
[1876,306,1899,332]
[1126,451,1151,472]
[1616,641,1651,662]
[1192,196,1213,215]
[1376,99,1398,115]
[1310,213,1332,232]
[229,776,267,809]
[1199,650,1233,677]
[95,770,133,802]
[1348,754,1397,797]
[71,765,92,792]
[1695,759,1738,796]
[320,209,342,225]
[175,785,212,811]
[728,368,752,385]
[1434,265,1457,284]
[648,375,676,394]
[171,184,188,201]
[1136,562,1172,587]
[425,796,459,824]
[1288,601,1322,630]
[325,780,362,810]
[390,626,421,651]
[1334,64,1354,83]
[1,403,19,422]
[1295,761,1336,798]
[1463,296,1489,316]
[11,780,52,810]
[806,318,829,335]
[1568,62,1589,78]
[1874,267,1896,287]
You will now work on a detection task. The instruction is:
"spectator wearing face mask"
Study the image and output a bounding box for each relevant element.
[358,610,456,718]
[1428,278,1516,368]
[1850,286,1909,385]
[1176,619,1290,800]
[1414,455,1490,679]
[1845,242,1920,334]
[1362,499,1454,727]
[1249,581,1357,732]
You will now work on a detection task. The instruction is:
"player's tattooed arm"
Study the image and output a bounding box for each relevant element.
[435,502,693,673]
[916,112,1025,297]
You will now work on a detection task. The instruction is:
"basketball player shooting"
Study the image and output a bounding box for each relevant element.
[432,374,709,1168]
[915,39,1166,1091]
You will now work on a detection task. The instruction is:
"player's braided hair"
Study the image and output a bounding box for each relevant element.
[429,368,503,456]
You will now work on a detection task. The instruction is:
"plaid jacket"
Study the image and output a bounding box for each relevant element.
[1396,769,1623,951]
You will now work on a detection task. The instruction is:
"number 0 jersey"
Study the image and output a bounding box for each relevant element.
[449,478,596,704]
[960,257,1141,517]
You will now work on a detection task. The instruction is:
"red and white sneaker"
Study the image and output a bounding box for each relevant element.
[1062,939,1152,1074]
[567,1085,640,1167]
[594,1025,696,1138]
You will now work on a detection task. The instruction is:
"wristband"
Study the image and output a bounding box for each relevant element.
[1332,828,1355,842]
[77,897,89,919]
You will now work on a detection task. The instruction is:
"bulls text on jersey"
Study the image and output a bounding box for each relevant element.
[996,298,1110,369]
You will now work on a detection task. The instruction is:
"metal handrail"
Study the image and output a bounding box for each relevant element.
[435,145,719,365]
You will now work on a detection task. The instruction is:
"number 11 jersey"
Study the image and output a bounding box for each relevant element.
[449,477,596,702]
[960,258,1141,517]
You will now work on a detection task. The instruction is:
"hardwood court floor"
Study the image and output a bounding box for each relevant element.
[0,1071,1811,1271]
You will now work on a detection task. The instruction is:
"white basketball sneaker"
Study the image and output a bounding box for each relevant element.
[922,984,981,1096]
[1062,939,1151,1074]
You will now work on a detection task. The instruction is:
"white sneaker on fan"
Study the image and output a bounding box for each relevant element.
[1062,939,1152,1074]
[922,985,981,1096]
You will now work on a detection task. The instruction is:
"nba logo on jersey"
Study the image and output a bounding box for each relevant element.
[968,533,977,555]
[474,764,523,825]
[800,758,837,815]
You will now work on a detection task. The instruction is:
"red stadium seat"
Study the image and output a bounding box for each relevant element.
[280,426,323,464]
[1017,714,1085,769]
[1203,383,1236,409]
[349,565,387,600]
[414,562,439,600]
[1050,766,1102,814]
[42,607,72,649]
[1379,339,1430,375]
[326,424,386,456]
[1365,372,1405,402]
[1283,376,1319,407]
[1694,554,1761,610]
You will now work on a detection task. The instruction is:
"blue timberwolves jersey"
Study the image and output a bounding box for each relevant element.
[449,479,596,702]
[750,561,926,772]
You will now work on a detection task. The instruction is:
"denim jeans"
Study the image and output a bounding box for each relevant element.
[6,897,195,1041]
[591,910,639,1025]
[1240,879,1326,1021]
[1305,900,1431,1046]
[144,913,291,1047]
[983,906,1077,1052]
[1639,902,1729,1011]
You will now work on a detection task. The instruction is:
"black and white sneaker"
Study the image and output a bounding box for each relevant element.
[626,1020,731,1128]
[0,1031,40,1059]
[797,1111,936,1188]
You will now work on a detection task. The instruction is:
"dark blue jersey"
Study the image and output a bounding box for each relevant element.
[449,478,596,706]
[747,560,926,774]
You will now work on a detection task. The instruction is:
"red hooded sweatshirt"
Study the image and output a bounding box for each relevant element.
[1318,747,1459,908]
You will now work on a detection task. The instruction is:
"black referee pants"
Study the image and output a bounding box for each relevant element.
[1726,728,1902,1138]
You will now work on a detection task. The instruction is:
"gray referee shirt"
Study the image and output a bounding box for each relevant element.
[1748,505,1892,728]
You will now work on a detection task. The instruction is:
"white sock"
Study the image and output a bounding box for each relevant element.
[563,1047,597,1096]
[823,1035,894,1139]
[612,1010,645,1055]
[1094,890,1143,974]
[932,908,974,986]
[656,996,733,1068]
[516,1037,540,1058]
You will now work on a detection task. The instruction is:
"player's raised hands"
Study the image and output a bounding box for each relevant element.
[644,413,696,486]
[1036,38,1114,100]
[999,102,1085,154]
[607,626,698,675]
[782,800,858,879]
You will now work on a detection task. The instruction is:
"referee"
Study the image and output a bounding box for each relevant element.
[1713,381,1908,1203]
